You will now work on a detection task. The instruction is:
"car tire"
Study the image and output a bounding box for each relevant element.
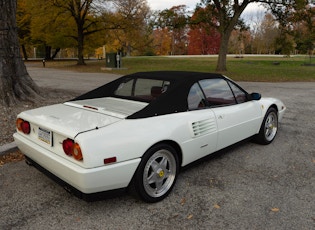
[255,107,278,145]
[131,144,179,203]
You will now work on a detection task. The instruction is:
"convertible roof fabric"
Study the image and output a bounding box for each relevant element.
[72,71,224,119]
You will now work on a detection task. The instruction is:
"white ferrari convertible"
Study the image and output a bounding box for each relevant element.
[14,71,286,202]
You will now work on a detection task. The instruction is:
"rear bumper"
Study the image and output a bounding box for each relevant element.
[24,156,125,201]
[13,133,141,196]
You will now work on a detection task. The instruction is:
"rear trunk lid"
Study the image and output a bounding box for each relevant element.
[19,97,148,139]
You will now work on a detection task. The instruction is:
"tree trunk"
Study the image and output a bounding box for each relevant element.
[21,44,28,60]
[211,0,249,72]
[0,0,40,106]
[77,23,85,65]
[216,32,230,72]
[45,45,51,60]
[51,48,61,60]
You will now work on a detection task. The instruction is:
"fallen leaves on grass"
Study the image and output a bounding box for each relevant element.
[0,151,24,166]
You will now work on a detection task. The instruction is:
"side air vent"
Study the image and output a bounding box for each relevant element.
[191,118,216,137]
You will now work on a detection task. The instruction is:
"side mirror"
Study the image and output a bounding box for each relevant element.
[249,92,261,101]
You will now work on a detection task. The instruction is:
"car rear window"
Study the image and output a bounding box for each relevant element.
[115,78,170,102]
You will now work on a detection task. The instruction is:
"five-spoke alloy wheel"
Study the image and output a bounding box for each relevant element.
[255,107,278,145]
[131,144,179,203]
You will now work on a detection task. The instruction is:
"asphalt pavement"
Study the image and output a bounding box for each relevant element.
[0,66,314,229]
[27,65,120,93]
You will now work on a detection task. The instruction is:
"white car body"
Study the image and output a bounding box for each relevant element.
[14,71,286,202]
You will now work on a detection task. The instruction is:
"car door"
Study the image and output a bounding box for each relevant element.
[199,79,262,150]
[181,83,218,165]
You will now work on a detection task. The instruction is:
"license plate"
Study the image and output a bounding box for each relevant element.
[38,127,52,146]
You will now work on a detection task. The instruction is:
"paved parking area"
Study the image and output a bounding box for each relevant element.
[0,67,314,229]
[26,65,120,92]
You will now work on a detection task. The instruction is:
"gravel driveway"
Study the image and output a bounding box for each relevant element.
[0,80,314,230]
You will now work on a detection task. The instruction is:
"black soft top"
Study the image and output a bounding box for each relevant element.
[72,71,226,119]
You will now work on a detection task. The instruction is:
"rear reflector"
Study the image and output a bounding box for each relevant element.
[104,157,117,164]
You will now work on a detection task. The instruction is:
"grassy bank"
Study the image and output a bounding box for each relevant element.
[31,55,315,82]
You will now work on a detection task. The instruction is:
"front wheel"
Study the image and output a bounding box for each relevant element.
[255,107,278,145]
[131,144,179,203]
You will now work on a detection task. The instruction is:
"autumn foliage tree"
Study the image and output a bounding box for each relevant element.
[25,0,76,60]
[18,0,108,64]
[51,0,107,65]
[156,5,190,55]
[196,0,251,71]
[251,13,279,54]
[188,7,221,55]
[293,4,315,56]
[153,28,172,55]
[197,0,308,71]
[110,0,152,56]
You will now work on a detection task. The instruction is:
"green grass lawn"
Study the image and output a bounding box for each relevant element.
[35,55,315,82]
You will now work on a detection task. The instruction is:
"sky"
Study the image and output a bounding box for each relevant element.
[147,0,266,15]
[147,0,200,11]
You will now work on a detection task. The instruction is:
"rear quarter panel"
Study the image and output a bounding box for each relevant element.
[76,110,218,168]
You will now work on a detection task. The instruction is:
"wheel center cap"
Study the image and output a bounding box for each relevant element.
[157,169,164,178]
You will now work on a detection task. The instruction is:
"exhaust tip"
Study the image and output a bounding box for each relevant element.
[25,158,33,166]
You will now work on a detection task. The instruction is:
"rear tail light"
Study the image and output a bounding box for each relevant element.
[16,118,23,131]
[73,143,83,160]
[16,118,31,134]
[62,138,83,161]
[62,138,74,156]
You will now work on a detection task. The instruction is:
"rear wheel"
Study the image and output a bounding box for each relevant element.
[255,107,278,145]
[131,144,179,203]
